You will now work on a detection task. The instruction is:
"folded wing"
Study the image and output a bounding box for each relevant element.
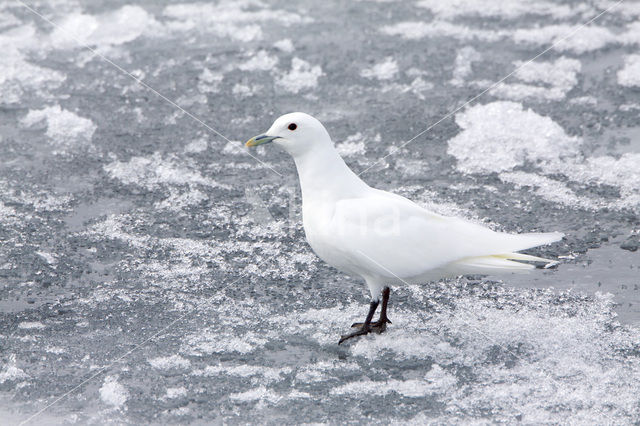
[329,190,563,280]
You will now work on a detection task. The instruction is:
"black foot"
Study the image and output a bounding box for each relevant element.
[338,326,371,345]
[351,318,391,330]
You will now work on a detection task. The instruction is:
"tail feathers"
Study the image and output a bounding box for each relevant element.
[454,251,557,275]
[495,252,554,263]
[508,232,564,252]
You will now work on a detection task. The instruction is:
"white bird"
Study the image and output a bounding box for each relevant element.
[246,112,563,344]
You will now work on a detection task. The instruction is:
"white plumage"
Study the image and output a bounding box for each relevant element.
[247,112,563,343]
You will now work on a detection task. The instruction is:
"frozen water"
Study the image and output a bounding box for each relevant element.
[1,0,640,424]
[618,54,640,87]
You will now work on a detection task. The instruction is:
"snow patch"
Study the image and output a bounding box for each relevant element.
[104,153,224,190]
[448,101,640,210]
[239,50,279,72]
[382,21,505,42]
[274,38,294,52]
[360,57,398,80]
[450,46,481,86]
[276,58,323,93]
[99,376,128,408]
[490,57,581,101]
[165,387,187,399]
[416,0,575,19]
[0,25,66,104]
[448,101,579,174]
[184,138,207,153]
[163,1,310,42]
[229,386,281,403]
[148,354,191,370]
[18,321,45,330]
[21,105,96,151]
[331,365,456,397]
[513,25,616,54]
[336,133,367,157]
[0,357,28,384]
[617,54,640,87]
[50,6,158,50]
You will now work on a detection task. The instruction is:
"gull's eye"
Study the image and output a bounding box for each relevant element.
[288,123,297,131]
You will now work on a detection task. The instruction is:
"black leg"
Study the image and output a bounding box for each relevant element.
[351,286,392,331]
[338,300,379,345]
[378,286,392,325]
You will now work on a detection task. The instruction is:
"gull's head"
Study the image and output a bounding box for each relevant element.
[245,112,332,158]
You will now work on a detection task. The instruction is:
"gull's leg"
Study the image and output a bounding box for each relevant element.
[338,300,379,345]
[351,286,392,331]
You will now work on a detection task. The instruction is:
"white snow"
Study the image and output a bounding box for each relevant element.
[184,138,208,153]
[198,68,224,93]
[36,251,57,267]
[18,321,45,330]
[416,0,575,19]
[155,188,207,210]
[360,57,399,80]
[21,105,96,150]
[50,6,158,50]
[183,331,267,355]
[512,24,616,54]
[617,54,640,87]
[274,38,294,52]
[99,376,128,408]
[450,46,481,87]
[193,364,290,383]
[276,58,323,93]
[232,83,261,97]
[448,101,640,210]
[164,387,187,399]
[229,386,281,403]
[163,1,310,42]
[336,133,367,157]
[382,21,506,42]
[490,57,581,101]
[0,25,66,104]
[239,50,279,72]
[104,153,224,190]
[148,354,191,370]
[448,101,579,174]
[0,357,28,384]
[331,365,456,397]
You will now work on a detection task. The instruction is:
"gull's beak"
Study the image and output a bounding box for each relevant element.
[245,134,279,147]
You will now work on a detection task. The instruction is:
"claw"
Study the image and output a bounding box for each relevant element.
[339,326,370,344]
[351,318,391,328]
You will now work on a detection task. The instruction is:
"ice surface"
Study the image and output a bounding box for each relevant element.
[49,6,158,50]
[512,25,617,54]
[21,105,96,152]
[447,101,580,174]
[490,57,581,101]
[450,46,481,87]
[239,50,279,72]
[163,1,310,42]
[276,58,323,93]
[617,54,640,87]
[416,0,575,19]
[99,376,128,408]
[2,0,640,423]
[382,21,505,42]
[360,57,399,80]
[448,101,640,211]
[0,25,66,104]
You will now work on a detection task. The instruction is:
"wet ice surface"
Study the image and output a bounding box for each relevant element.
[1,0,640,423]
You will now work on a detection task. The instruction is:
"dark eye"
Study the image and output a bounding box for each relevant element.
[288,123,297,131]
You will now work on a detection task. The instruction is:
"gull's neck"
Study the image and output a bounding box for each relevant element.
[293,144,369,203]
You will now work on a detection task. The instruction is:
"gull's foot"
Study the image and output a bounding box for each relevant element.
[338,326,371,345]
[351,318,391,329]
